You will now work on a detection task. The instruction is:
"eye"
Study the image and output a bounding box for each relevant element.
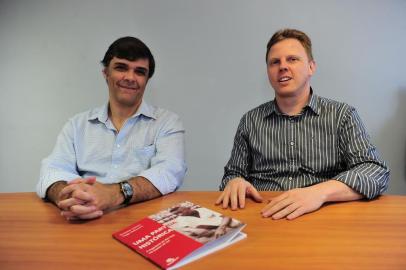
[287,56,299,63]
[135,68,148,76]
[114,65,127,71]
[269,59,279,66]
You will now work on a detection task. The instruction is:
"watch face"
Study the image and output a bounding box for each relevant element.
[123,183,132,194]
[121,182,133,202]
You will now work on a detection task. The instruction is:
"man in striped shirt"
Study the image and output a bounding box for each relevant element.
[216,29,389,220]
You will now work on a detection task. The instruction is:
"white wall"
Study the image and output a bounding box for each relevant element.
[1,0,405,194]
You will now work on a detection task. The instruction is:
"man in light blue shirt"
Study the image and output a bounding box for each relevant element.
[37,37,186,220]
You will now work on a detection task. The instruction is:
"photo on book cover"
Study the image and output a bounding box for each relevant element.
[149,201,244,244]
[113,201,246,269]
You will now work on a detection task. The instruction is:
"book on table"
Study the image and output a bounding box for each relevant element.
[113,201,246,269]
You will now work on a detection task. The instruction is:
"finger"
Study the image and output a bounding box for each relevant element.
[58,197,86,210]
[82,176,96,185]
[262,198,277,213]
[286,207,307,220]
[261,198,293,218]
[62,210,103,221]
[271,202,300,220]
[266,193,289,209]
[230,184,239,210]
[70,189,95,203]
[247,185,263,203]
[61,210,79,219]
[77,210,103,220]
[59,184,81,198]
[58,189,72,202]
[69,204,98,215]
[215,192,225,205]
[68,178,86,185]
[237,184,246,209]
[222,187,231,209]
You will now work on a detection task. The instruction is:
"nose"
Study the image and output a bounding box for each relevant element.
[279,59,288,71]
[123,70,136,82]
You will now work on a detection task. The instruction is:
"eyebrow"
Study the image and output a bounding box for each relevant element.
[286,55,302,59]
[113,62,129,67]
[113,62,149,72]
[271,54,301,59]
[269,55,302,62]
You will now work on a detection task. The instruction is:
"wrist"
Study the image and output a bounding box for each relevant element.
[109,183,124,207]
[118,181,134,206]
[311,180,343,203]
[230,177,247,184]
[46,181,67,205]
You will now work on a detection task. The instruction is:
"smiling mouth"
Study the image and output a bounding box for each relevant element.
[118,83,138,90]
[278,76,292,83]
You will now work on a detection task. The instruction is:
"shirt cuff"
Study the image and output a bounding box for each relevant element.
[138,162,186,195]
[37,169,79,198]
[333,170,385,200]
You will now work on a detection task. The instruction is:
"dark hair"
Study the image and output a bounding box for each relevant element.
[101,36,155,78]
[266,29,313,62]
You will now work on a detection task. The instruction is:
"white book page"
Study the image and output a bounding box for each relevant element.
[168,232,247,270]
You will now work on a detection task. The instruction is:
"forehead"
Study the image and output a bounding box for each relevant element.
[268,38,308,59]
[109,57,149,69]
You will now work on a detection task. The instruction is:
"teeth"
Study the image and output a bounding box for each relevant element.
[279,77,291,82]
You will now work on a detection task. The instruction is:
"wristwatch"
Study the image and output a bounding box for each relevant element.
[119,181,134,205]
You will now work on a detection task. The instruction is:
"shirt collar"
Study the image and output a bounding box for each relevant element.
[132,100,157,120]
[266,87,320,117]
[87,100,157,123]
[306,90,321,115]
[88,104,109,123]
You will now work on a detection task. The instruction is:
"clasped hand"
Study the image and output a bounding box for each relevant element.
[215,178,325,220]
[57,177,114,220]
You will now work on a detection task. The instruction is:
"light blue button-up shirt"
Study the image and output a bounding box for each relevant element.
[37,100,187,198]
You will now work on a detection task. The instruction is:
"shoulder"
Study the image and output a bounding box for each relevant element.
[315,95,356,116]
[65,105,105,128]
[69,108,95,121]
[149,105,181,121]
[243,100,274,121]
[145,104,184,132]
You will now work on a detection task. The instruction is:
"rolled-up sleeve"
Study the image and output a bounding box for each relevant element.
[334,107,390,199]
[138,114,187,195]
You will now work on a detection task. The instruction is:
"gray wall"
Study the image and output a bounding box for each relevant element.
[1,0,406,194]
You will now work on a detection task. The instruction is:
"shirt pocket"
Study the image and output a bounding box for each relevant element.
[133,144,156,171]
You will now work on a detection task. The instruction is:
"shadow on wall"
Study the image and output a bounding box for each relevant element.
[377,88,406,195]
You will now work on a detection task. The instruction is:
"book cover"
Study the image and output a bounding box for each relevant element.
[113,201,246,269]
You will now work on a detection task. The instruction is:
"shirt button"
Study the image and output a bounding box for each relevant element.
[117,144,120,148]
[290,141,295,146]
[113,165,118,169]
[289,177,293,180]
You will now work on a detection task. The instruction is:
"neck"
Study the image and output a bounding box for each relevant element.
[275,87,311,116]
[108,99,142,131]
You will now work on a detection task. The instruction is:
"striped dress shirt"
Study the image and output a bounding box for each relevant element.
[220,92,389,199]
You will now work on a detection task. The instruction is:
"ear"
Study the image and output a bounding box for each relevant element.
[102,68,108,80]
[309,60,316,76]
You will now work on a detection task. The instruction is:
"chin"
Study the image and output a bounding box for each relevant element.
[274,89,298,98]
[116,98,139,107]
